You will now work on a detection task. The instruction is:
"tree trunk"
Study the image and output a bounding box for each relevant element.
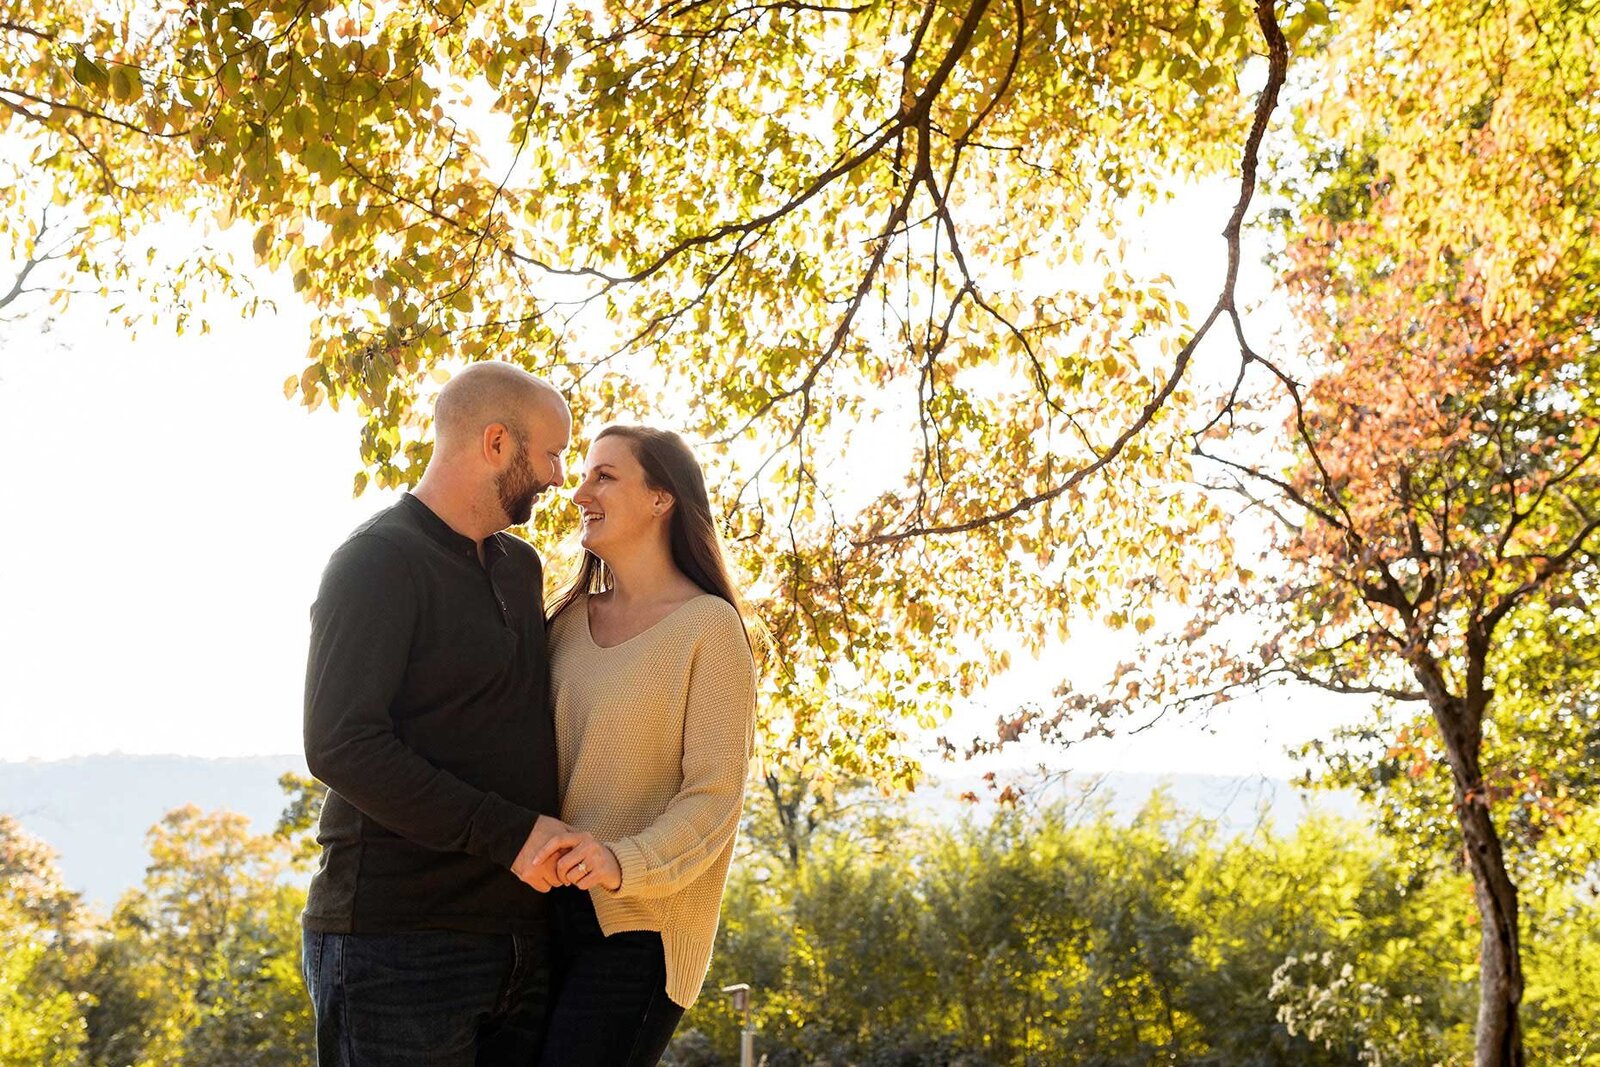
[1456,788,1525,1066]
[1435,704,1525,1067]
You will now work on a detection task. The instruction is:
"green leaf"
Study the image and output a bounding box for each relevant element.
[71,51,107,92]
[109,66,142,103]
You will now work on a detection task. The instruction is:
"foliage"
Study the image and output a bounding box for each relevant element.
[961,0,1600,1058]
[1520,807,1600,1066]
[684,787,1578,1066]
[0,0,261,330]
[7,0,1600,1058]
[741,759,912,871]
[0,813,83,937]
[1303,607,1600,890]
[273,770,328,871]
[24,792,316,1067]
[0,820,88,1067]
[0,0,1316,789]
[6,778,1600,1065]
[1251,2,1598,1056]
[0,897,89,1067]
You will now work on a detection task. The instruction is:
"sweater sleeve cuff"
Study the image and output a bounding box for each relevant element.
[469,792,539,869]
[609,837,648,897]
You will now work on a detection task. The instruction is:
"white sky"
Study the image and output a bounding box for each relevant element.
[0,179,1373,778]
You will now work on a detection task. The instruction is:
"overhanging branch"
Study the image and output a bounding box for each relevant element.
[860,0,1291,545]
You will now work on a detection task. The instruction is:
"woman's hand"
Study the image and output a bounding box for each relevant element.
[530,831,622,892]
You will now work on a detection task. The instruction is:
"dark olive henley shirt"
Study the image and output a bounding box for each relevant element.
[302,493,558,934]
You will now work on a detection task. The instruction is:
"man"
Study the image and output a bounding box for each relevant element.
[302,362,574,1065]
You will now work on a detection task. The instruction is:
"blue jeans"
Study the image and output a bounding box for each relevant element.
[302,927,552,1066]
[536,889,685,1067]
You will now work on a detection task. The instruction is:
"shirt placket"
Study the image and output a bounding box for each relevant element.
[482,545,511,629]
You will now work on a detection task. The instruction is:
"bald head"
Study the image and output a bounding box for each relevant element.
[418,363,572,534]
[434,362,566,453]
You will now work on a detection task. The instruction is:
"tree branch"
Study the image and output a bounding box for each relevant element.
[861,0,1290,545]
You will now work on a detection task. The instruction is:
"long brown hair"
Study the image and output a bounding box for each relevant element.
[549,425,751,646]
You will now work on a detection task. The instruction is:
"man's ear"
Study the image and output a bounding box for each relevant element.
[482,423,511,465]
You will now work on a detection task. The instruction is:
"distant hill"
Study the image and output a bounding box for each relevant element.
[0,755,310,911]
[0,755,1361,913]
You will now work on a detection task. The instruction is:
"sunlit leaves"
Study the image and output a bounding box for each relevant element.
[2,0,1295,786]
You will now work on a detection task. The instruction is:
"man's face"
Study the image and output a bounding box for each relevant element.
[495,402,572,526]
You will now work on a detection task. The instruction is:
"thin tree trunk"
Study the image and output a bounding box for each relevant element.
[1456,784,1524,1066]
[1434,699,1525,1067]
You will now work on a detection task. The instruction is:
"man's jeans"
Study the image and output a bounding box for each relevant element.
[302,927,551,1066]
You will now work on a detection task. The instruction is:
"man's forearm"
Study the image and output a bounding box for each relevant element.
[306,726,539,867]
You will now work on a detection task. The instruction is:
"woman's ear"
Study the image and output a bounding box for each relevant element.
[653,492,675,517]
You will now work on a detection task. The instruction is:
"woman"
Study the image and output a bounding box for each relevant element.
[530,424,758,1067]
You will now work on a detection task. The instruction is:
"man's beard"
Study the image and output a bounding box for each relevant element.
[496,449,543,527]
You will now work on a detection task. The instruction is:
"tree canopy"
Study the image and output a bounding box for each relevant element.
[2,0,1318,786]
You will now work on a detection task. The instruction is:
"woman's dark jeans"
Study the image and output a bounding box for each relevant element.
[536,887,686,1067]
[301,927,551,1066]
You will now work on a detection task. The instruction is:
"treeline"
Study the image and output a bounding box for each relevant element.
[1,802,309,1067]
[687,789,1600,1066]
[3,778,1597,1066]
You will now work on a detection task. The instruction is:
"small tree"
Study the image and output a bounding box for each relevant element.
[88,806,312,1067]
[0,818,89,1067]
[1010,182,1599,1067]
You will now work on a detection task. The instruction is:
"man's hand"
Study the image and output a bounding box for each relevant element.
[510,815,571,891]
[531,831,622,892]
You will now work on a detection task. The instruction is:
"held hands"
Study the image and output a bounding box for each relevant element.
[531,831,622,892]
[511,815,574,891]
[511,819,623,892]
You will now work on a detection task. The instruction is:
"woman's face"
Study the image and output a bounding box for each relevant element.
[571,435,669,559]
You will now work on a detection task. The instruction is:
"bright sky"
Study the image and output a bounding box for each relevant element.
[0,179,1372,778]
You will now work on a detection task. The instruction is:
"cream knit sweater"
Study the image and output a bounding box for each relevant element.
[548,592,757,1008]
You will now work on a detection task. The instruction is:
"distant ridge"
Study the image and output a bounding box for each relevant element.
[0,755,1359,912]
[0,754,309,911]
